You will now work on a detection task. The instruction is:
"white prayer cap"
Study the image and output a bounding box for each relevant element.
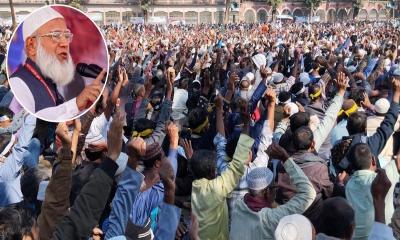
[272,72,284,84]
[251,53,266,69]
[284,102,299,117]
[23,7,64,41]
[275,214,314,240]
[245,72,255,82]
[299,72,310,86]
[374,98,390,115]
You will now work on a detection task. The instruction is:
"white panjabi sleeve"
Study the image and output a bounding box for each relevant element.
[9,77,36,112]
[35,97,80,121]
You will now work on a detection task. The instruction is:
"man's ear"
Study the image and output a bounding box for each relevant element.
[371,156,376,167]
[154,159,162,169]
[25,37,37,59]
[311,140,316,150]
[346,223,356,240]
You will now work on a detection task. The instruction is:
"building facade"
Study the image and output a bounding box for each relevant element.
[0,0,395,25]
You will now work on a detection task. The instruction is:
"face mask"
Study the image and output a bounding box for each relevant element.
[132,62,137,68]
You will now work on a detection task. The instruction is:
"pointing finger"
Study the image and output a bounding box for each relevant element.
[93,69,106,85]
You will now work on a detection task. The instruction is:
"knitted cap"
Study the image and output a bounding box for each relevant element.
[142,143,163,162]
[246,167,273,191]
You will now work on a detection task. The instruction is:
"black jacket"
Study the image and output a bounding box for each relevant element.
[51,158,118,240]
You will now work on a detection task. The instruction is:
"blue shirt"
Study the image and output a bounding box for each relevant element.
[105,167,144,239]
[0,114,36,207]
[330,119,348,146]
[129,148,178,226]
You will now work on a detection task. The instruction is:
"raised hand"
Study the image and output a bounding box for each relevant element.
[76,70,106,111]
[118,65,124,83]
[265,87,276,103]
[167,122,179,149]
[182,139,193,160]
[337,171,348,186]
[260,66,272,80]
[73,119,82,133]
[106,108,125,161]
[360,92,373,109]
[392,78,400,103]
[215,94,224,110]
[336,71,349,96]
[266,143,290,162]
[56,122,71,147]
[371,169,391,201]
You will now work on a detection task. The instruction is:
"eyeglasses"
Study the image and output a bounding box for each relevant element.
[33,30,73,43]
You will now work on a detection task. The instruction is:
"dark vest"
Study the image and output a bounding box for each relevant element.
[11,58,64,112]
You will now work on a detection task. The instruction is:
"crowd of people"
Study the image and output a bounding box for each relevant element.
[0,19,400,239]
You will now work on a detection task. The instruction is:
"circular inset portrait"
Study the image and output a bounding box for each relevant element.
[6,5,108,122]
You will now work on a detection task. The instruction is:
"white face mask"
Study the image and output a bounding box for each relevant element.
[132,62,137,68]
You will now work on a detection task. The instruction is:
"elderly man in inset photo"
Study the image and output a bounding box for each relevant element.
[9,7,105,121]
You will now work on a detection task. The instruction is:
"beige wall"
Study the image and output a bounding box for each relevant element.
[0,0,392,24]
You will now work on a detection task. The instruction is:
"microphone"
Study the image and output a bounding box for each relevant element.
[76,63,105,83]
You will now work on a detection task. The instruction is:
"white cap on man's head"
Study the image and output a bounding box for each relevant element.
[374,98,390,115]
[272,72,284,84]
[251,53,266,69]
[246,167,273,191]
[245,72,255,82]
[275,214,313,240]
[284,102,299,117]
[299,72,310,86]
[22,7,64,41]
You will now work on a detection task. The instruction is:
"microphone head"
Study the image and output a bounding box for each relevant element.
[76,63,102,79]
[76,63,88,75]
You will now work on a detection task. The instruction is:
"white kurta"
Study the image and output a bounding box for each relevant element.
[10,76,80,121]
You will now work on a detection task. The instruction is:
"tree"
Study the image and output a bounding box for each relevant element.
[140,0,150,24]
[68,0,86,11]
[352,0,363,19]
[304,0,322,20]
[8,0,16,30]
[266,0,283,22]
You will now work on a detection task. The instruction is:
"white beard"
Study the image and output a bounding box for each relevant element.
[35,40,75,87]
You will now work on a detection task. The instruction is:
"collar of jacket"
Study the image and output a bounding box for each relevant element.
[352,169,376,178]
[292,150,326,166]
[25,58,45,78]
[316,233,342,240]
